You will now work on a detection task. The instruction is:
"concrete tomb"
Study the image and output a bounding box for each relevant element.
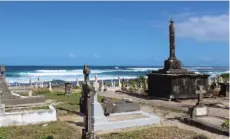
[80,65,160,137]
[147,19,210,99]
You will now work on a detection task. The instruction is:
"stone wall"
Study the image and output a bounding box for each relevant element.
[0,104,57,127]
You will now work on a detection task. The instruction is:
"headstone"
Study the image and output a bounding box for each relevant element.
[189,85,208,118]
[95,74,98,83]
[29,78,32,86]
[121,78,125,90]
[118,76,121,88]
[49,82,52,92]
[65,82,72,95]
[35,82,38,88]
[81,65,96,139]
[113,80,116,87]
[100,79,104,91]
[76,78,80,87]
[111,80,113,87]
[208,78,212,87]
[218,77,224,83]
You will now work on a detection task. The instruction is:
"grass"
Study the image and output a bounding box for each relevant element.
[0,89,212,139]
[20,92,29,96]
[221,120,230,130]
[0,123,209,139]
[34,90,105,116]
[98,126,205,139]
[0,121,81,139]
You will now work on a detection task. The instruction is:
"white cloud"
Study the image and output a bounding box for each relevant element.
[68,54,75,58]
[93,54,101,58]
[176,13,229,41]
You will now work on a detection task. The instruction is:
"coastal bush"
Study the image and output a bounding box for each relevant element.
[220,73,229,80]
[221,120,230,130]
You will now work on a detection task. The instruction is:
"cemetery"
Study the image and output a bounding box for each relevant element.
[0,20,228,139]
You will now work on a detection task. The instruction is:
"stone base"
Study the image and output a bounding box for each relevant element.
[147,72,210,99]
[93,111,160,132]
[189,105,208,118]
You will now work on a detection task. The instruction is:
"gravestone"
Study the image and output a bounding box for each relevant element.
[121,78,125,90]
[147,19,210,99]
[80,65,91,115]
[64,82,72,95]
[118,76,121,88]
[48,82,52,92]
[81,65,96,139]
[76,78,80,87]
[189,85,208,118]
[101,98,141,115]
[100,79,104,92]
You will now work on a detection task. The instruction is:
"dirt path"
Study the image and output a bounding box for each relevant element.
[99,91,229,118]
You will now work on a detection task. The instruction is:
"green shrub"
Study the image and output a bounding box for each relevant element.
[220,73,229,79]
[221,120,230,129]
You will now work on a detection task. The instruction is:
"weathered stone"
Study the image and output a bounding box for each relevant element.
[101,97,141,115]
[147,20,210,99]
[64,82,72,95]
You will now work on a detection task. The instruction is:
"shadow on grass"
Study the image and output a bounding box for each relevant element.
[65,121,84,127]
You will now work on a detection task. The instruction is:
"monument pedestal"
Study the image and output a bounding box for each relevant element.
[147,73,210,99]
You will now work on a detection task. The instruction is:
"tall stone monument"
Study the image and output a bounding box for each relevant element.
[147,19,210,99]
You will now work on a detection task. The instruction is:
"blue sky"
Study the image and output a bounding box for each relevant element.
[0,1,228,66]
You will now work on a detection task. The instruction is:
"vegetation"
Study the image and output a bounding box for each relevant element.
[221,120,230,130]
[0,121,80,139]
[220,73,229,80]
[98,126,201,139]
[32,89,104,116]
[128,76,147,93]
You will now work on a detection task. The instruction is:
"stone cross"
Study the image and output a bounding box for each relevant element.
[195,85,206,106]
[83,65,90,84]
[81,65,96,139]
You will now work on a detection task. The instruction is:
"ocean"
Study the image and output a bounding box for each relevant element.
[4,66,229,83]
